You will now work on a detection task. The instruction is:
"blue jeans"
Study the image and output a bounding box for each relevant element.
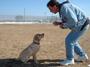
[65,24,89,60]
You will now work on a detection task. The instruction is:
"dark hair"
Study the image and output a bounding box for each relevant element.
[47,0,60,7]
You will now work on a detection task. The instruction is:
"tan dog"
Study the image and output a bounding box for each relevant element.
[18,33,44,63]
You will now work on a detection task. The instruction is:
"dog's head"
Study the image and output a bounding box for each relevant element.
[33,33,44,44]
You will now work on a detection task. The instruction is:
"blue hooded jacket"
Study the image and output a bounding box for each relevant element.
[59,2,87,31]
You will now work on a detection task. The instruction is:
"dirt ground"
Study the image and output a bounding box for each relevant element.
[0,24,90,67]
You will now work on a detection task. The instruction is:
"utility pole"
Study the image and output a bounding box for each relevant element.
[24,8,25,22]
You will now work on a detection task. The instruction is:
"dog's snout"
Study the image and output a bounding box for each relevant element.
[41,33,44,38]
[42,33,44,36]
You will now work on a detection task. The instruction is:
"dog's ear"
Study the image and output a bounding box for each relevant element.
[33,34,39,40]
[33,34,40,42]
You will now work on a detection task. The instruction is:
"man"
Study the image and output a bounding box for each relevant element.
[47,0,90,66]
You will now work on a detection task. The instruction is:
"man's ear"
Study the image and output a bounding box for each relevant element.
[53,5,57,8]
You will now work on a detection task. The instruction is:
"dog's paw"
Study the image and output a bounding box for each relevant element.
[34,61,39,64]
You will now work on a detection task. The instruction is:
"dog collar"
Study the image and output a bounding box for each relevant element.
[33,41,40,45]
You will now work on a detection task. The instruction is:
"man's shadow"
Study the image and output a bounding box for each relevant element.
[0,58,64,67]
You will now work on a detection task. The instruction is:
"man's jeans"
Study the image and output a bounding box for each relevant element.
[65,24,89,60]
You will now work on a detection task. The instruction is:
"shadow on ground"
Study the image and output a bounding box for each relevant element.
[0,58,64,67]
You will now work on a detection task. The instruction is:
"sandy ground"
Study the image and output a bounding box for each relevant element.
[0,24,90,67]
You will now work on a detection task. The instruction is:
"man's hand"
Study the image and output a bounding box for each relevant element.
[53,21,65,29]
[59,23,64,29]
[53,21,62,26]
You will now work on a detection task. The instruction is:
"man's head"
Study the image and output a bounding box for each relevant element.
[47,0,60,14]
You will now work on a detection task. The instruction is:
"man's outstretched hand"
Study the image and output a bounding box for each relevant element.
[53,21,65,29]
[53,21,62,26]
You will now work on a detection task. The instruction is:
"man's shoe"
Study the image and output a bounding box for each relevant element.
[78,54,88,62]
[59,59,75,66]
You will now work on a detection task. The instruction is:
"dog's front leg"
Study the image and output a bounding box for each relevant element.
[33,54,39,64]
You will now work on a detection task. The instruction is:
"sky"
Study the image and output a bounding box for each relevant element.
[0,0,90,16]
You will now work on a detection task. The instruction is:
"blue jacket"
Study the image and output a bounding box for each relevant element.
[59,2,87,31]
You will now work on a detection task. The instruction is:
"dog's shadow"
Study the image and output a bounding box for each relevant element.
[0,58,64,67]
